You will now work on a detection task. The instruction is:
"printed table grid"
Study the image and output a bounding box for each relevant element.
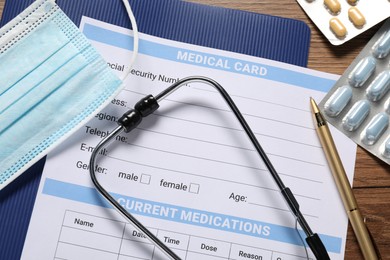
[53,210,311,260]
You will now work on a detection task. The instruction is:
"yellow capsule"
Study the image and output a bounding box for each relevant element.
[348,7,365,28]
[330,18,347,38]
[324,0,341,14]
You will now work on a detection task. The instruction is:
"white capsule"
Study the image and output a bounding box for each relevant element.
[348,56,376,87]
[361,112,389,145]
[324,86,353,117]
[366,71,390,101]
[342,100,370,131]
[372,30,390,59]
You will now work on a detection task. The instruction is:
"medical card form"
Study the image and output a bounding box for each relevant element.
[22,17,356,260]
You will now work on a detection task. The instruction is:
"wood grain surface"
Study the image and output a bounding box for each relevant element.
[0,0,388,259]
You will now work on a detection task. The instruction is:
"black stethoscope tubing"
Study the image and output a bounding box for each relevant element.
[89,76,329,260]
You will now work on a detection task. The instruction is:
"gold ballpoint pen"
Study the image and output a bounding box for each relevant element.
[310,98,379,260]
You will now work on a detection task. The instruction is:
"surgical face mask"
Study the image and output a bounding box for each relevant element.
[0,0,131,189]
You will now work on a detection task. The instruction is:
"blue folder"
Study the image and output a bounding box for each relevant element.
[0,0,310,259]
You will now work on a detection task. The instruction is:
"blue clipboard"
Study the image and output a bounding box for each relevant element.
[0,0,310,259]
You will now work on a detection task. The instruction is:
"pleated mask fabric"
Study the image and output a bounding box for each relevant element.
[0,0,123,189]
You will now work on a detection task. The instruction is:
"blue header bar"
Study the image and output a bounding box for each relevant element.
[82,23,335,92]
[43,178,341,253]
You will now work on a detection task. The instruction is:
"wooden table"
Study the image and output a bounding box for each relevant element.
[0,0,388,259]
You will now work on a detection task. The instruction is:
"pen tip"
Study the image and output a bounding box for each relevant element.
[309,97,320,113]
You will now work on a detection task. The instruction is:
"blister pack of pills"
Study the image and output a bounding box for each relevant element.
[319,19,390,165]
[296,0,390,45]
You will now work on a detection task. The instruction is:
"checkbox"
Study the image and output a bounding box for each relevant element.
[140,174,151,184]
[189,183,200,194]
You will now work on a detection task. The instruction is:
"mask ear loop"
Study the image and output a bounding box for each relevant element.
[52,0,139,71]
[120,0,139,81]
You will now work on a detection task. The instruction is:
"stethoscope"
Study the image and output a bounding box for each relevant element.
[89,76,330,260]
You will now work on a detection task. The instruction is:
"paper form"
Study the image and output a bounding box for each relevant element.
[21,17,357,260]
